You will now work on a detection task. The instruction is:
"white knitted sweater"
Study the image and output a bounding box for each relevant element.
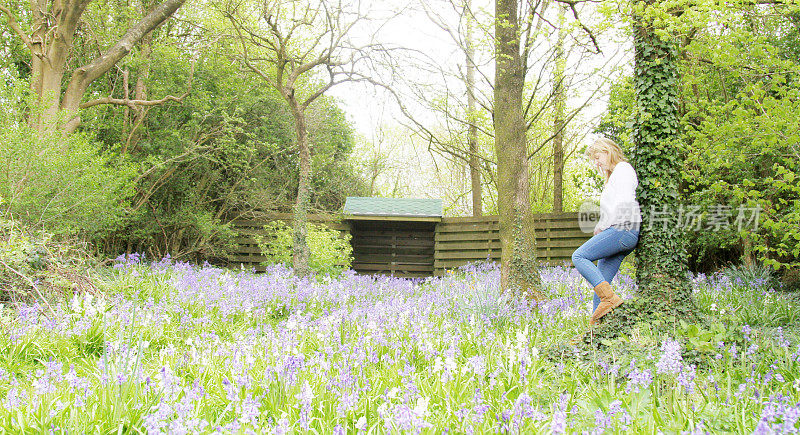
[596,161,642,232]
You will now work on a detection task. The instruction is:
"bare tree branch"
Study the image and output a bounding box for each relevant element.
[0,4,36,52]
[79,92,188,109]
[77,59,194,115]
[550,0,601,54]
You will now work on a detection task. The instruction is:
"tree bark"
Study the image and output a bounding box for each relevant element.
[466,0,482,217]
[632,1,694,315]
[290,99,312,278]
[494,0,542,298]
[125,32,154,153]
[25,0,88,126]
[552,6,567,213]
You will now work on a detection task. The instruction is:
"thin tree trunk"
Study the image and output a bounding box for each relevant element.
[123,67,131,142]
[552,6,566,213]
[290,100,312,277]
[743,234,754,268]
[466,0,482,217]
[494,0,542,298]
[126,33,153,153]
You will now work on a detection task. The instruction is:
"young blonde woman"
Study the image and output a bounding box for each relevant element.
[572,138,642,325]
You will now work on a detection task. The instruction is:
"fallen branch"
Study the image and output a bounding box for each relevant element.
[0,257,56,317]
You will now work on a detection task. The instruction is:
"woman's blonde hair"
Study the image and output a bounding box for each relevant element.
[585,137,627,184]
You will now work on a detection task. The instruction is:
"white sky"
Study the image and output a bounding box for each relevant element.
[325,0,633,208]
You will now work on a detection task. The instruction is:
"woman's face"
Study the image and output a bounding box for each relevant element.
[592,151,611,172]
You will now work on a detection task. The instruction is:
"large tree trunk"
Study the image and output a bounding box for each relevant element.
[3,0,187,132]
[290,101,312,277]
[552,6,566,213]
[27,0,87,126]
[494,0,542,298]
[465,0,482,217]
[632,2,694,315]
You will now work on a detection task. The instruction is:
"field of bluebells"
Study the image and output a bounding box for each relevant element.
[1,255,799,434]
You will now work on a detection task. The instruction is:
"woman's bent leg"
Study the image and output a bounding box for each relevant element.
[571,229,628,287]
[572,228,637,313]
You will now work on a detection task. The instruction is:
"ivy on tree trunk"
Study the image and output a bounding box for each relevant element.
[632,3,694,317]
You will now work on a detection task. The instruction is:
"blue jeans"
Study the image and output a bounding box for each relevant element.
[571,227,639,311]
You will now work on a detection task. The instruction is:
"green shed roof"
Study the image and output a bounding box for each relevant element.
[343,197,443,218]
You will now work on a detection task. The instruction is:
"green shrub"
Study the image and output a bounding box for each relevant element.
[0,78,135,237]
[255,221,352,277]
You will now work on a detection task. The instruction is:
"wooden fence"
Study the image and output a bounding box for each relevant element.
[228,212,591,275]
[433,213,590,275]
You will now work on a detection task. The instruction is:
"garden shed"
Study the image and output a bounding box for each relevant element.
[342,197,442,278]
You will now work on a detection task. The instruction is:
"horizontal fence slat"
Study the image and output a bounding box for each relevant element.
[435,221,586,233]
[439,216,499,224]
[537,229,593,239]
[353,263,435,272]
[433,259,497,269]
[436,230,591,245]
[435,241,503,251]
[227,255,267,263]
[532,247,578,257]
[233,246,268,254]
[435,232,499,242]
[360,271,434,278]
[436,223,499,233]
[433,258,572,275]
[438,212,579,224]
[233,236,260,244]
[434,256,572,268]
[433,251,575,262]
[531,212,581,221]
[532,220,583,230]
[352,235,434,243]
[434,240,585,251]
[435,251,505,260]
[534,240,586,249]
[436,221,581,230]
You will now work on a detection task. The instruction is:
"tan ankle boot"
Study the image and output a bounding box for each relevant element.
[590,281,623,325]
